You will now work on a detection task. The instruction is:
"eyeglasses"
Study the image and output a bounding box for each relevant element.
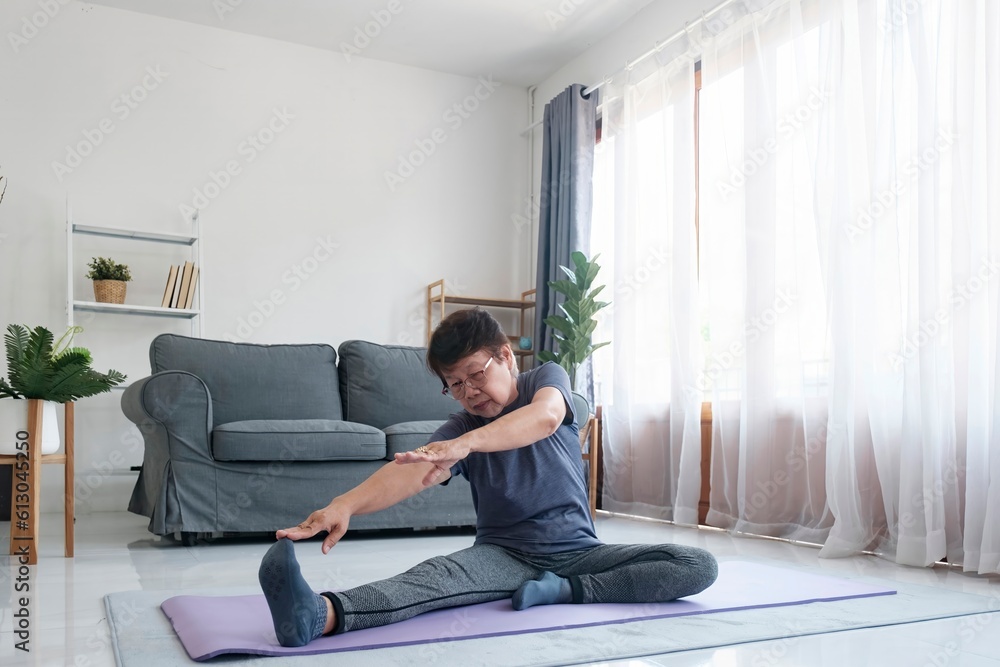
[442,357,493,399]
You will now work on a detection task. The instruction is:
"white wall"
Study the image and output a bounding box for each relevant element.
[527,0,720,281]
[0,1,529,513]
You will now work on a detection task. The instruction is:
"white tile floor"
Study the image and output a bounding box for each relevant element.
[1,512,998,666]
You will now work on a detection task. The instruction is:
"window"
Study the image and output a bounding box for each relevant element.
[591,24,836,404]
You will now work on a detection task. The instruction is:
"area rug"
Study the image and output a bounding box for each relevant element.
[105,558,998,666]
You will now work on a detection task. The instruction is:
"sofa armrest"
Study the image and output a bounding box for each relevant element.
[121,370,216,535]
[121,370,214,464]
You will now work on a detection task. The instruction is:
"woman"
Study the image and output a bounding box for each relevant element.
[259,307,718,646]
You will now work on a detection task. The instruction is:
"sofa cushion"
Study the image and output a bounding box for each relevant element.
[383,420,449,458]
[337,340,456,429]
[150,334,343,427]
[212,420,386,462]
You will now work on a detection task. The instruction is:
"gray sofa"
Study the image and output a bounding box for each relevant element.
[121,334,476,543]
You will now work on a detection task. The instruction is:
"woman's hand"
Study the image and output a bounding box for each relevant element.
[394,438,470,486]
[276,502,352,554]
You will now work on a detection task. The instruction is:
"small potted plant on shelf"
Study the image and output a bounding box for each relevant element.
[87,256,132,304]
[0,324,126,455]
[537,251,611,389]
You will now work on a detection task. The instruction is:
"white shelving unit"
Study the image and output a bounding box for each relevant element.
[64,201,204,481]
[66,201,204,338]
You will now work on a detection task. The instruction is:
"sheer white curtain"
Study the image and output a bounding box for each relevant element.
[700,0,848,547]
[595,0,999,574]
[698,0,1000,573]
[594,31,703,525]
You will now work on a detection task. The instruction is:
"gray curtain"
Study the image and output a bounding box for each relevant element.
[534,84,598,401]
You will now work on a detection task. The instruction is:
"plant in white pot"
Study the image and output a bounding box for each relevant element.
[0,324,126,455]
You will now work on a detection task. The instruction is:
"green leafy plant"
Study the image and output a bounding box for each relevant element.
[0,324,126,402]
[537,251,611,386]
[86,257,132,282]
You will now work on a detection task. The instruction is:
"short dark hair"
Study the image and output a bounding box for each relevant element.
[427,308,509,384]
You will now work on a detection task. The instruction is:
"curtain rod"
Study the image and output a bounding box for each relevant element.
[520,0,745,135]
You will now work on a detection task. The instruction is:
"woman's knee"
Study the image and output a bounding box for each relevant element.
[685,547,719,593]
[638,544,718,596]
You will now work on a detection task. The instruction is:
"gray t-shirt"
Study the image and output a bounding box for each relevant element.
[432,361,600,554]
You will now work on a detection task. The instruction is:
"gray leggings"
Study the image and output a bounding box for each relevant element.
[323,543,718,634]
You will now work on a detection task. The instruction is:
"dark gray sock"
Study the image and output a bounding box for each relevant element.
[258,539,328,646]
[512,571,573,610]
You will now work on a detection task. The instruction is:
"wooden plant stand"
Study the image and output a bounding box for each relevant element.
[579,413,600,519]
[0,400,75,565]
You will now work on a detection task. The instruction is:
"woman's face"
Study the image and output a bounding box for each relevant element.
[442,346,518,418]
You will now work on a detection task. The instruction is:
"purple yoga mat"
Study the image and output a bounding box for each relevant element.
[160,560,895,661]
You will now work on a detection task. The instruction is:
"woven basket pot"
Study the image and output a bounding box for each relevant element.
[93,280,127,304]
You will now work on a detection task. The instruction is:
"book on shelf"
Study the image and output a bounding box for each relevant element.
[176,261,194,309]
[160,265,179,308]
[169,263,186,308]
[182,265,199,310]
